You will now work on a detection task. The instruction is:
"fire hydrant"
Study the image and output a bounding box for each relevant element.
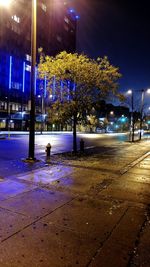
[46,143,51,157]
[80,138,84,152]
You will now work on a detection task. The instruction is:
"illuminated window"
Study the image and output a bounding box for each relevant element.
[41,3,47,12]
[15,104,19,111]
[64,16,69,24]
[26,54,31,62]
[56,35,62,42]
[12,82,21,90]
[12,104,16,111]
[0,102,5,110]
[26,65,31,72]
[12,15,20,23]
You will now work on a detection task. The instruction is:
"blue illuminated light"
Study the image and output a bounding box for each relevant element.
[69,9,74,13]
[60,80,63,100]
[75,15,80,20]
[67,81,70,100]
[44,75,47,97]
[73,82,76,91]
[9,56,12,90]
[22,61,25,92]
[34,66,37,95]
[53,75,56,99]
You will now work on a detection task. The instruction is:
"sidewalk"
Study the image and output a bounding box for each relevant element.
[0,141,150,266]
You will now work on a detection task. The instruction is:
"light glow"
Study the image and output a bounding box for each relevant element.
[0,0,12,7]
[9,56,12,90]
[127,89,132,94]
[22,62,25,92]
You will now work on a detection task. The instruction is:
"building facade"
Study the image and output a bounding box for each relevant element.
[0,0,78,130]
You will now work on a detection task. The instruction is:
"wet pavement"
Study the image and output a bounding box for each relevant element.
[0,140,150,266]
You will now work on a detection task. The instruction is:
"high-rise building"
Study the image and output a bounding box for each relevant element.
[0,0,78,130]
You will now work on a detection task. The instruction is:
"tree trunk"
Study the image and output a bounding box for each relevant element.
[73,114,77,153]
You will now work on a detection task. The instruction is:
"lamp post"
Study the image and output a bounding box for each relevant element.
[27,0,37,160]
[139,88,150,141]
[139,89,144,141]
[127,89,134,142]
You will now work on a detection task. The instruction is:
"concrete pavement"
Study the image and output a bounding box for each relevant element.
[0,140,150,266]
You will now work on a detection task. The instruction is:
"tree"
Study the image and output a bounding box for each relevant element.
[38,51,121,153]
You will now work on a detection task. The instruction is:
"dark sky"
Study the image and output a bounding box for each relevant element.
[71,0,150,93]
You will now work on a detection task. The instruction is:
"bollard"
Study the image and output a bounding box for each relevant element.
[80,138,84,152]
[46,143,51,157]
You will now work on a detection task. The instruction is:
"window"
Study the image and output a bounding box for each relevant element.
[41,3,47,12]
[56,35,62,42]
[64,16,69,24]
[26,65,31,72]
[12,15,20,24]
[0,102,5,110]
[26,54,31,62]
[12,82,21,90]
[15,104,19,111]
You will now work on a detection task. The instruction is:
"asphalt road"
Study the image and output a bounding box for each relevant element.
[0,131,146,177]
[0,131,128,157]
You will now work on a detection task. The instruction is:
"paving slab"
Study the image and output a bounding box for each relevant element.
[42,197,127,240]
[44,171,117,195]
[142,156,150,161]
[135,161,150,169]
[89,206,146,267]
[0,222,99,267]
[0,179,36,201]
[0,207,33,242]
[128,167,150,176]
[99,180,150,204]
[0,188,75,219]
[120,173,150,184]
[16,165,77,185]
[130,220,150,267]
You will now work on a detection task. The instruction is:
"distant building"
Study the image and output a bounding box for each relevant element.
[0,0,78,130]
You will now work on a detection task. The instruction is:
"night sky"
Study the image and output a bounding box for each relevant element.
[71,0,150,94]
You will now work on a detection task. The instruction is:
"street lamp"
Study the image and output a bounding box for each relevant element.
[127,89,134,142]
[27,0,37,160]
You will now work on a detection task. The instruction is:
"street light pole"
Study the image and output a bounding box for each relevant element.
[127,89,134,142]
[28,0,37,160]
[131,91,134,142]
[139,89,145,141]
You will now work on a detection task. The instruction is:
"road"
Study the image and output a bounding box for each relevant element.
[0,131,146,177]
[0,131,128,157]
